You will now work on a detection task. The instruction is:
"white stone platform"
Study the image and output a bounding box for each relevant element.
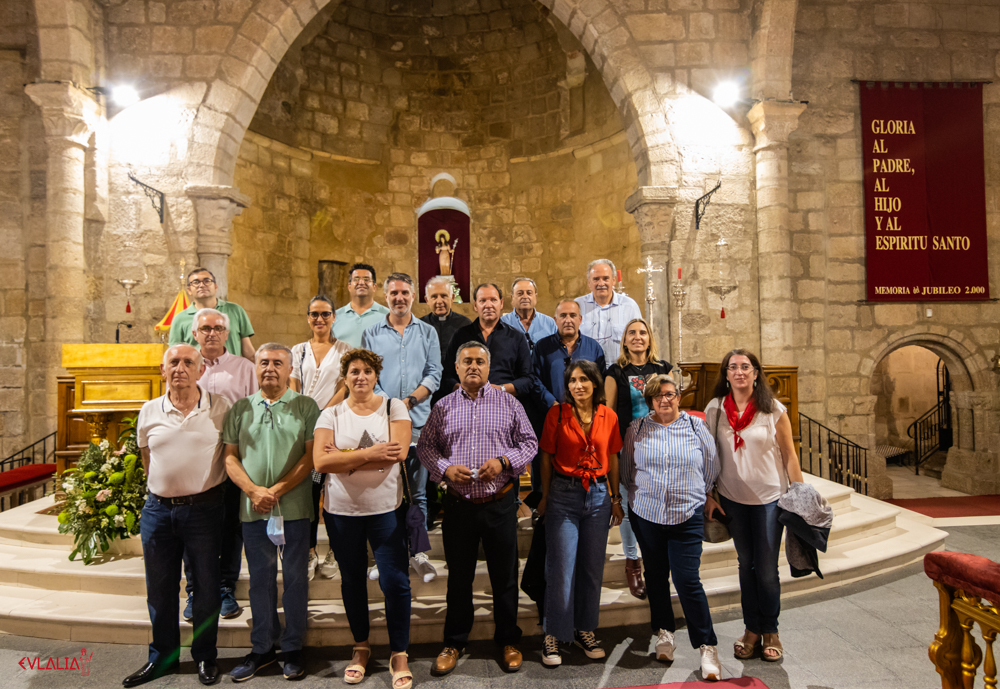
[0,475,945,647]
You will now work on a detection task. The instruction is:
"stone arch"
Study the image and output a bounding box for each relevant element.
[750,0,798,100]
[863,331,993,461]
[189,0,670,188]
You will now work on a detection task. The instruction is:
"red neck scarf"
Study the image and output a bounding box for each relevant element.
[723,393,757,452]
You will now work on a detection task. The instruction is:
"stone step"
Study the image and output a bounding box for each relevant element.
[0,495,945,648]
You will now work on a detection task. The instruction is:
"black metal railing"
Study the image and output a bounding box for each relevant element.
[908,400,952,476]
[1,432,57,473]
[798,413,869,495]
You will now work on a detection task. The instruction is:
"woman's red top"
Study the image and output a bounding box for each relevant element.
[539,403,623,490]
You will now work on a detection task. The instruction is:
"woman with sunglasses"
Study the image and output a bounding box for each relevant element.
[620,373,721,681]
[290,295,352,581]
[604,318,672,599]
[537,359,624,666]
[703,350,803,663]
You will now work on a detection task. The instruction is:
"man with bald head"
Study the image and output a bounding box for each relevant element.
[125,345,231,687]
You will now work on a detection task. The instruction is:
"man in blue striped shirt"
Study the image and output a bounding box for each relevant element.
[575,259,643,363]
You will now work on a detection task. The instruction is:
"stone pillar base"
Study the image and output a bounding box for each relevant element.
[941,447,1000,495]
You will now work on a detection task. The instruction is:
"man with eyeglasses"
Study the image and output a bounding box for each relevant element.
[223,343,320,681]
[332,263,389,348]
[174,308,259,626]
[500,277,556,352]
[169,267,256,360]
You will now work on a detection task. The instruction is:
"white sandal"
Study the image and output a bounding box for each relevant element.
[344,645,370,684]
[390,651,413,689]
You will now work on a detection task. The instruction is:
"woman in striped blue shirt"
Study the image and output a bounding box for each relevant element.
[620,373,722,681]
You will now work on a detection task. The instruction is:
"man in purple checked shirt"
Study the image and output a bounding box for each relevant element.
[417,341,538,677]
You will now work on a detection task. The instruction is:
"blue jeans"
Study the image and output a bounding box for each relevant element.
[544,474,611,642]
[242,518,310,653]
[324,508,411,652]
[406,447,428,520]
[720,494,784,634]
[629,509,718,648]
[184,478,243,594]
[618,482,640,560]
[140,492,223,666]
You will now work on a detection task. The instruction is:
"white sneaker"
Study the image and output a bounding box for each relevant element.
[410,552,437,583]
[542,634,562,666]
[700,644,721,681]
[307,551,318,582]
[655,629,675,662]
[319,550,338,579]
[367,565,379,581]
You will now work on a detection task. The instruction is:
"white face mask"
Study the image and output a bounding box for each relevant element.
[266,514,285,546]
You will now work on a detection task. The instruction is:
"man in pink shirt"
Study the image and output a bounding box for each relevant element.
[195,308,258,405]
[184,307,258,621]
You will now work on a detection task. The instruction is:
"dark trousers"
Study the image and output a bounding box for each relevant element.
[309,480,323,549]
[324,507,412,652]
[140,493,223,666]
[720,494,784,634]
[630,508,718,648]
[183,478,242,594]
[442,485,522,648]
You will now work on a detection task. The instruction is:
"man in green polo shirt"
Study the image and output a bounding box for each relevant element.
[331,262,389,347]
[223,343,319,682]
[169,267,256,360]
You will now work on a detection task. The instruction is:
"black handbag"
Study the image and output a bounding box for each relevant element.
[703,405,732,544]
[388,397,431,555]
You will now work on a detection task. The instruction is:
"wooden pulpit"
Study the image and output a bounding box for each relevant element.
[57,344,166,475]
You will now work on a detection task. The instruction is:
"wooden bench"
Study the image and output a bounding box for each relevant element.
[0,463,57,511]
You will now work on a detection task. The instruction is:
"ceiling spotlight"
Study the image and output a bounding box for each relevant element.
[112,85,140,107]
[713,81,740,108]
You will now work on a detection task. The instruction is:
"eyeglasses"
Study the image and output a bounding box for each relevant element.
[351,277,373,284]
[188,278,215,287]
[652,392,678,402]
[727,364,754,373]
[197,325,227,334]
[308,311,333,319]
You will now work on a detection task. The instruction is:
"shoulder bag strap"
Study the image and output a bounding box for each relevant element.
[389,397,414,504]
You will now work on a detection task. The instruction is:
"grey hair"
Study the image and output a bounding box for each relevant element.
[194,307,230,331]
[586,258,616,278]
[510,277,537,294]
[383,271,415,294]
[455,341,491,365]
[425,275,453,297]
[163,343,203,368]
[643,372,678,408]
[255,342,294,362]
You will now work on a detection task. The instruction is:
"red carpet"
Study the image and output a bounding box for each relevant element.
[613,680,769,689]
[886,494,1000,518]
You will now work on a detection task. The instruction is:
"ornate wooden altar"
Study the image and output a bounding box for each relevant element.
[677,362,799,436]
[56,344,166,475]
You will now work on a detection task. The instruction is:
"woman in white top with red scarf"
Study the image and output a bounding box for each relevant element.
[703,349,804,663]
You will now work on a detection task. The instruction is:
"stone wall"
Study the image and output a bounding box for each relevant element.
[790,0,1000,495]
[872,345,940,448]
[0,0,44,455]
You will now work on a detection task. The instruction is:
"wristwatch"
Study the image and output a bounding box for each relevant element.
[406,395,418,409]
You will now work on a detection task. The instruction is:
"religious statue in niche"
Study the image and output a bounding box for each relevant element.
[417,173,470,303]
[435,229,459,277]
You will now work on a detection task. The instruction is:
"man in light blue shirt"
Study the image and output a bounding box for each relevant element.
[575,258,643,363]
[332,263,390,347]
[500,277,557,354]
[362,272,442,579]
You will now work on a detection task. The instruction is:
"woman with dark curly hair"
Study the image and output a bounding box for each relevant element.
[703,349,804,663]
[313,349,414,689]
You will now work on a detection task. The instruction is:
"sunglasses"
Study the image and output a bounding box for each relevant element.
[308,311,333,319]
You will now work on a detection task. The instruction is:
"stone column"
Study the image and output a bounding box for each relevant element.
[625,186,678,362]
[747,100,807,365]
[184,185,251,299]
[24,82,99,426]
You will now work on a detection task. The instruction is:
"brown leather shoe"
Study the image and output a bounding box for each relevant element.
[432,647,461,676]
[501,645,522,673]
[625,558,647,600]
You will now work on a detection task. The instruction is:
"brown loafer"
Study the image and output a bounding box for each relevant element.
[501,645,522,673]
[625,558,647,600]
[432,647,461,676]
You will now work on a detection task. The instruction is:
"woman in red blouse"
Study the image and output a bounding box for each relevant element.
[536,360,625,667]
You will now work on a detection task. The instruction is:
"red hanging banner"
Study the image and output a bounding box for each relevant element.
[859,82,990,301]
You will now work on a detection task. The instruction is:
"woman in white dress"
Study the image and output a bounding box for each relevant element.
[313,349,414,689]
[290,295,352,580]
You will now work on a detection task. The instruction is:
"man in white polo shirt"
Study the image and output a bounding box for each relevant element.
[124,344,230,689]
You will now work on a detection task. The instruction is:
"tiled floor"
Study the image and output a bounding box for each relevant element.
[1,524,996,689]
[885,464,967,499]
